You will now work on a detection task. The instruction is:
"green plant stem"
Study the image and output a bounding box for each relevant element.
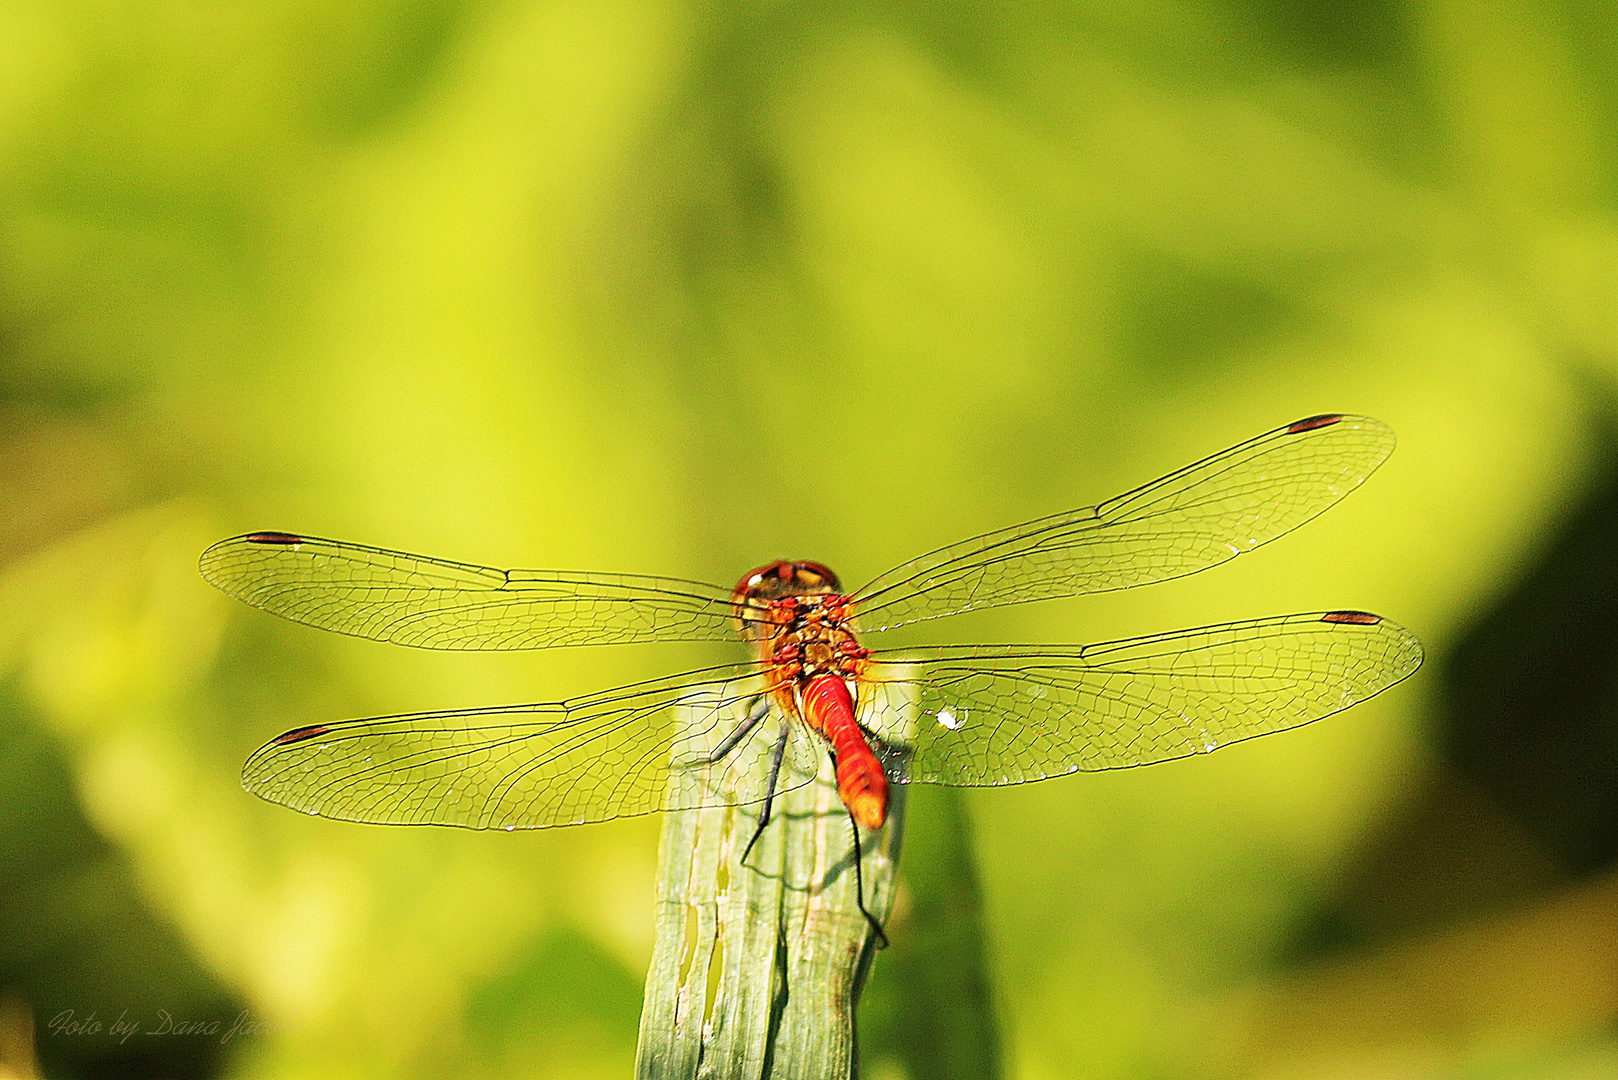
[636,700,905,1080]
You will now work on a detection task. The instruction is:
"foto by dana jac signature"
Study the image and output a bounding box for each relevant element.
[47,1008,290,1045]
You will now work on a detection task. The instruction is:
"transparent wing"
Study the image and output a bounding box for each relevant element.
[858,611,1422,784]
[850,414,1395,630]
[201,532,746,649]
[241,663,826,828]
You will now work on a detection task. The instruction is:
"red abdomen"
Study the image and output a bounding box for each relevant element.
[800,674,888,830]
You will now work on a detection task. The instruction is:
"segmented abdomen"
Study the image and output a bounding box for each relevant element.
[800,674,888,830]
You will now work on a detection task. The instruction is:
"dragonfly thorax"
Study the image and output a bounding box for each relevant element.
[731,560,868,709]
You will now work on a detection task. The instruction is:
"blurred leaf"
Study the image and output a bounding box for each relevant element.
[1442,401,1618,874]
[860,787,1001,1080]
[0,682,244,1080]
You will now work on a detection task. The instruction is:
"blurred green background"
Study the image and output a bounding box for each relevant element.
[3,1,1617,1078]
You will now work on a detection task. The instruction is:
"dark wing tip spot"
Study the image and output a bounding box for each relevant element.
[272,724,330,745]
[246,532,305,545]
[1322,610,1381,625]
[1287,414,1344,434]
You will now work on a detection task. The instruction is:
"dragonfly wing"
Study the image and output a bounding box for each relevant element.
[201,533,744,649]
[241,663,825,828]
[857,611,1422,784]
[850,414,1395,630]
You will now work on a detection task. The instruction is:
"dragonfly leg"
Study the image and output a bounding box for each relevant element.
[846,810,889,949]
[677,695,770,770]
[739,718,792,867]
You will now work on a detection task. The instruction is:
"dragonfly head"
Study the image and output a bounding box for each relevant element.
[733,560,841,602]
[732,560,843,640]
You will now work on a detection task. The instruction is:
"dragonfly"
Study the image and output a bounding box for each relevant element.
[203,413,1422,867]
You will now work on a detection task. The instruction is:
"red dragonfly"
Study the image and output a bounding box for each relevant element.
[203,414,1421,851]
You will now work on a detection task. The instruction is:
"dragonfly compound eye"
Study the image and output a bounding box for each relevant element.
[732,560,843,603]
